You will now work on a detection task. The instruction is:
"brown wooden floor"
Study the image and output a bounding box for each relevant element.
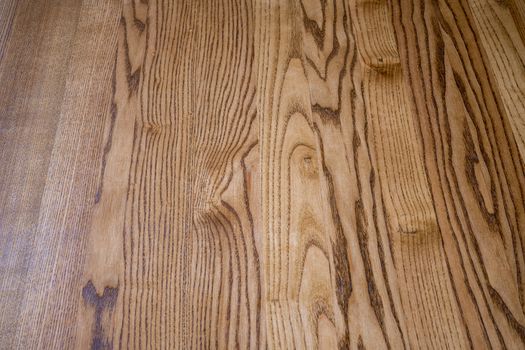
[1,0,525,348]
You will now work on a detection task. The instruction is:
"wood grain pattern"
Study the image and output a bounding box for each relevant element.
[393,0,525,347]
[86,1,262,348]
[257,1,349,347]
[0,1,84,346]
[1,1,121,349]
[0,0,18,61]
[1,0,525,348]
[467,0,525,160]
[354,2,468,347]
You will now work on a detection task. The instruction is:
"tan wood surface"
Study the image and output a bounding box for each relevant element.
[1,0,524,348]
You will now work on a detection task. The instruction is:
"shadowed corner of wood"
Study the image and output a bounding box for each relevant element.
[81,280,119,350]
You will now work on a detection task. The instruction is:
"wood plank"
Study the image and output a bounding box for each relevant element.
[257,0,354,347]
[352,1,468,347]
[467,0,525,160]
[258,0,407,348]
[393,0,525,347]
[84,0,263,348]
[0,0,120,348]
[295,0,408,348]
[74,2,147,349]
[0,1,84,346]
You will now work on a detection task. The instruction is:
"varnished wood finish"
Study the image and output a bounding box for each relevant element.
[1,0,524,348]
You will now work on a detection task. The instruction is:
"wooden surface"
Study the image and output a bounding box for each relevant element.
[1,0,524,348]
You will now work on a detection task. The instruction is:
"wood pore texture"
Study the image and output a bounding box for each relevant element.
[0,0,525,349]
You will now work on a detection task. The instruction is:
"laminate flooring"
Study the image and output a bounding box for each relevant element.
[1,0,525,348]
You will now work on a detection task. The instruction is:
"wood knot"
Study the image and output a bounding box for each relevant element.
[365,57,401,74]
[299,153,319,178]
[291,143,320,179]
[141,121,172,134]
[82,281,119,350]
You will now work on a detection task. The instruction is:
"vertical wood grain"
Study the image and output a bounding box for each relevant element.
[352,1,468,347]
[466,0,525,160]
[258,0,407,348]
[0,1,83,346]
[393,0,525,347]
[299,0,410,348]
[96,1,264,348]
[0,0,18,61]
[10,1,121,348]
[0,0,524,348]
